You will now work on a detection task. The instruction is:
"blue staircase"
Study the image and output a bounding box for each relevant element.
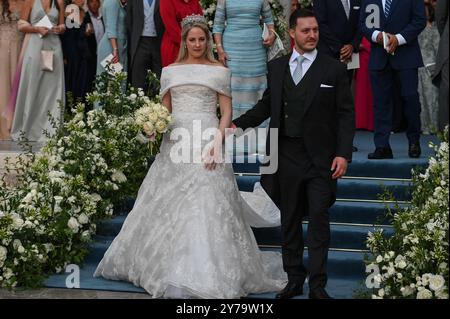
[44,131,438,299]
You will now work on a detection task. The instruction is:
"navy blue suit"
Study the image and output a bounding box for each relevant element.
[314,0,362,59]
[360,0,426,149]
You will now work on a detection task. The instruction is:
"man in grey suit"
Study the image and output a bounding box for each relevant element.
[433,0,449,131]
[127,0,164,93]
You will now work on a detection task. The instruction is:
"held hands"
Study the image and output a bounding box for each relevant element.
[36,26,50,37]
[340,44,354,63]
[386,33,399,54]
[375,32,398,54]
[331,157,348,179]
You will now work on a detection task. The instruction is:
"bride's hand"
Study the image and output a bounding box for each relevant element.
[203,144,222,171]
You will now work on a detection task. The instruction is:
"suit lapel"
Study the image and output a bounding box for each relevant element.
[272,55,290,120]
[302,54,328,116]
[155,0,160,17]
[337,0,349,20]
[137,0,144,21]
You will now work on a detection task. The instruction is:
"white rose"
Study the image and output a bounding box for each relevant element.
[378,288,385,297]
[143,122,155,136]
[435,289,449,299]
[401,286,414,297]
[12,217,24,229]
[155,120,167,133]
[376,255,383,263]
[90,193,102,202]
[111,170,127,184]
[416,289,433,299]
[148,112,158,123]
[429,275,445,292]
[387,267,396,276]
[17,246,25,254]
[67,217,80,233]
[13,239,22,250]
[397,260,407,269]
[77,213,89,225]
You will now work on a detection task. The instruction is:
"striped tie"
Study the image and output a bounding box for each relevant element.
[292,55,305,85]
[384,0,392,17]
[341,0,350,19]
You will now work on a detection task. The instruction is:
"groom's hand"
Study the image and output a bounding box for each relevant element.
[331,157,348,179]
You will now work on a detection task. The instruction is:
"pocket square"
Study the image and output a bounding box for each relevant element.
[320,84,334,88]
[353,6,360,9]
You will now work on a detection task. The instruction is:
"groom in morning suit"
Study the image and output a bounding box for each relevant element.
[232,9,355,299]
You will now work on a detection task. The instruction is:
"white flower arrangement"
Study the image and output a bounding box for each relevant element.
[0,71,161,288]
[364,127,449,299]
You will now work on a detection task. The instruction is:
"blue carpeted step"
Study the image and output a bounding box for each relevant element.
[231,131,438,179]
[252,224,394,250]
[96,217,391,250]
[102,201,398,239]
[236,175,412,201]
[232,156,428,180]
[44,244,367,299]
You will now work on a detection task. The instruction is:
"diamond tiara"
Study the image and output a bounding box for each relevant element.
[181,14,208,29]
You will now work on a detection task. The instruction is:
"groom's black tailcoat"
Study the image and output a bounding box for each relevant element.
[233,53,355,289]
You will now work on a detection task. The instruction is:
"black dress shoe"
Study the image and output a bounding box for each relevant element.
[309,287,333,299]
[275,281,304,299]
[408,143,421,158]
[368,147,393,159]
[352,146,358,152]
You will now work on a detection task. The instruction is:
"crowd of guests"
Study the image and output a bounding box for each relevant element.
[0,0,448,159]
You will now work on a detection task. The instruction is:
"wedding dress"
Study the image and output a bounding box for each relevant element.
[94,64,286,298]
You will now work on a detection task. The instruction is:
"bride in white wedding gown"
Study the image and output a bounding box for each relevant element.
[93,15,286,299]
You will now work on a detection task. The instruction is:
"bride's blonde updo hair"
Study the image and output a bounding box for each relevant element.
[175,14,217,63]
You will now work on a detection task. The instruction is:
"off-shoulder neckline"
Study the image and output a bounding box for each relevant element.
[165,63,229,70]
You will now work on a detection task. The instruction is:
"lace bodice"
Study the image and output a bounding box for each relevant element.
[160,64,231,114]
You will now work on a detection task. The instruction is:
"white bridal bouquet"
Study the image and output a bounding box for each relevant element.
[135,101,172,153]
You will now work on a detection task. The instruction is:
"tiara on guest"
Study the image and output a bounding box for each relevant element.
[181,14,208,29]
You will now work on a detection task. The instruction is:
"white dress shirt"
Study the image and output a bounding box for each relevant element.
[89,11,105,44]
[371,0,407,46]
[289,48,318,80]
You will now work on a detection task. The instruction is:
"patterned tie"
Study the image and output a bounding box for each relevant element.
[147,0,154,8]
[341,0,350,19]
[384,0,392,17]
[292,55,305,85]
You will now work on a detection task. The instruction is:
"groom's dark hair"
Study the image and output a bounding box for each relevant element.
[289,8,317,29]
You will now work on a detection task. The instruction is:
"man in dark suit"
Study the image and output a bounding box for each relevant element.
[232,9,355,299]
[314,0,362,66]
[127,0,164,94]
[314,0,361,152]
[360,0,426,159]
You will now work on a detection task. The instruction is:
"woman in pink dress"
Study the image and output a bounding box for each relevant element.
[353,37,374,131]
